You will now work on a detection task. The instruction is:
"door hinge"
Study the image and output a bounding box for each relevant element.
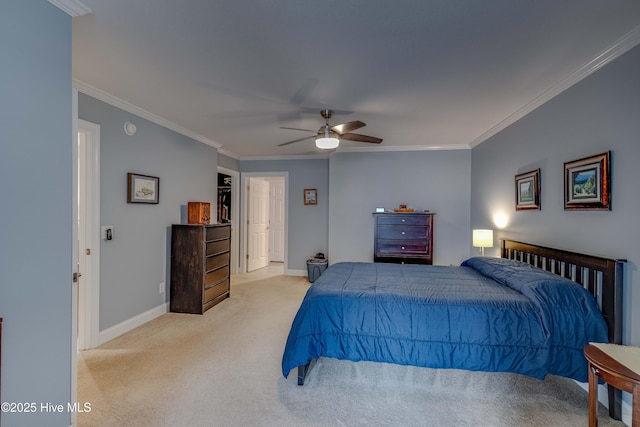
[73,272,82,283]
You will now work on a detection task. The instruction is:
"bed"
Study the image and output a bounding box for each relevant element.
[282,239,626,420]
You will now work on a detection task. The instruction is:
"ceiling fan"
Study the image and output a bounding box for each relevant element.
[278,109,382,149]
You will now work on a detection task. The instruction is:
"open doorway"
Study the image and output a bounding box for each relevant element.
[240,172,288,274]
[217,167,240,274]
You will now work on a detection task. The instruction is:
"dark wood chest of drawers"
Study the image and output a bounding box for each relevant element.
[170,223,231,314]
[373,212,434,264]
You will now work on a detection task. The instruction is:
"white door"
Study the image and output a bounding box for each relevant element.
[269,179,285,262]
[77,119,100,351]
[247,177,270,271]
[77,128,87,346]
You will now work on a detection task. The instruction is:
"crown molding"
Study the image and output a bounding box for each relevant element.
[73,79,223,149]
[48,0,91,17]
[470,23,640,148]
[217,148,241,160]
[335,144,470,153]
[233,143,469,161]
[238,153,330,161]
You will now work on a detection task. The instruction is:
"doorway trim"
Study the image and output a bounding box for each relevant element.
[71,88,79,427]
[217,166,240,274]
[240,172,289,273]
[77,119,101,350]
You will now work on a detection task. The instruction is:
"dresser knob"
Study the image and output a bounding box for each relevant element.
[402,219,405,223]
[402,246,405,250]
[401,231,405,235]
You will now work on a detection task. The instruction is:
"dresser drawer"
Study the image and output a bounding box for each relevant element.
[376,225,428,240]
[206,225,231,241]
[204,279,229,303]
[376,214,431,226]
[206,240,229,256]
[205,266,229,287]
[206,252,229,272]
[376,240,429,255]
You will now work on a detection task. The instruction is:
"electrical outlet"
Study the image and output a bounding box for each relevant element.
[159,282,165,294]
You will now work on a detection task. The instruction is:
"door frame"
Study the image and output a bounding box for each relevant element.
[240,172,289,273]
[71,89,79,427]
[217,166,240,274]
[77,119,101,350]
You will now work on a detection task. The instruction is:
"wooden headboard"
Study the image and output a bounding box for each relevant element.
[500,239,626,420]
[501,239,626,344]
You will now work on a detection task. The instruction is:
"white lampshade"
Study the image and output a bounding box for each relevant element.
[472,229,494,248]
[315,137,339,149]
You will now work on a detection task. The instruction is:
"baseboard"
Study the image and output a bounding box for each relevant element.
[97,303,169,346]
[286,268,307,277]
[575,381,632,426]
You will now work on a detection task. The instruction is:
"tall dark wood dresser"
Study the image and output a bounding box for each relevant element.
[373,212,435,264]
[170,223,231,314]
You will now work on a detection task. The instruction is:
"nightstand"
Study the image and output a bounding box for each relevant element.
[584,343,640,427]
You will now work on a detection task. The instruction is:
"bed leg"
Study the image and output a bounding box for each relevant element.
[297,360,313,386]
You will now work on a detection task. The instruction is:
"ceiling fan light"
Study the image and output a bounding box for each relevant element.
[315,137,339,149]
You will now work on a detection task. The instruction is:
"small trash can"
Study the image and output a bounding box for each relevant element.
[307,254,328,283]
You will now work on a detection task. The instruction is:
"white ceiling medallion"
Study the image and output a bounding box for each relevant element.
[124,122,137,136]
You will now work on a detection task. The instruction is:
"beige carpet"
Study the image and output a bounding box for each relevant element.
[77,271,625,427]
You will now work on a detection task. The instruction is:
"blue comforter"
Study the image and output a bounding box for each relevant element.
[281,257,608,382]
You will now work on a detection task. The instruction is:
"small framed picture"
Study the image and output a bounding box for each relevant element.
[564,151,610,210]
[515,169,541,211]
[304,188,317,205]
[127,173,159,204]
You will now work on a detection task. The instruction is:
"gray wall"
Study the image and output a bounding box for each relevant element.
[0,2,72,425]
[240,151,471,269]
[471,45,640,351]
[218,152,239,171]
[239,158,330,269]
[79,94,219,330]
[329,150,472,265]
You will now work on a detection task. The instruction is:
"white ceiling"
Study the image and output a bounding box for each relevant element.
[72,1,640,159]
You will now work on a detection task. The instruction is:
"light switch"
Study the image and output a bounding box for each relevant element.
[102,226,113,241]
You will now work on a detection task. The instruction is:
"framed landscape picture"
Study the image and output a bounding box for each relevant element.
[564,151,610,210]
[515,169,540,211]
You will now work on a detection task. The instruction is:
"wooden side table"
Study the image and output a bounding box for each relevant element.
[584,343,640,427]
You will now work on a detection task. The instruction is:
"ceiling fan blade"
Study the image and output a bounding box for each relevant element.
[279,126,316,133]
[277,135,315,146]
[340,133,383,144]
[331,120,366,135]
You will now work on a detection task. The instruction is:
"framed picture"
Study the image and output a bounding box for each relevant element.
[564,151,610,210]
[303,188,317,205]
[127,173,159,204]
[515,169,541,211]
